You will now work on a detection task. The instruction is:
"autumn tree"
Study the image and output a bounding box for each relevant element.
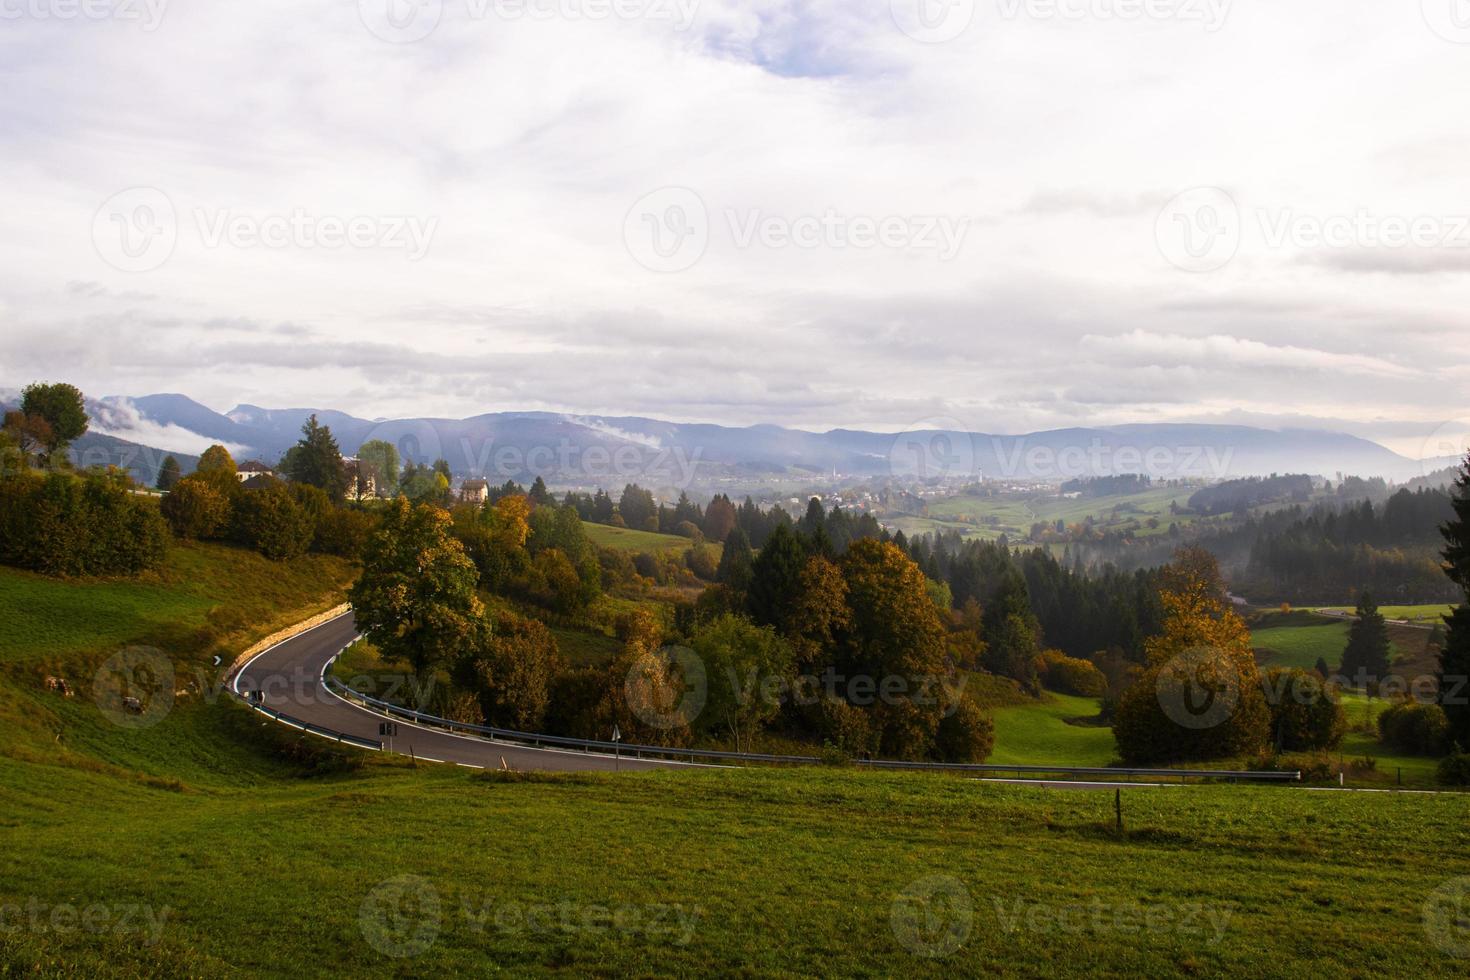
[785,555,850,673]
[350,498,484,683]
[1113,547,1270,764]
[160,478,230,539]
[232,482,315,560]
[196,444,237,477]
[459,611,563,731]
[601,608,694,747]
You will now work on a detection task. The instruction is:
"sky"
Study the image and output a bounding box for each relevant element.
[2,0,1468,458]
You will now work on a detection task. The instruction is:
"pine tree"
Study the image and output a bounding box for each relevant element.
[280,415,349,501]
[1440,454,1470,745]
[156,456,182,491]
[1339,594,1392,688]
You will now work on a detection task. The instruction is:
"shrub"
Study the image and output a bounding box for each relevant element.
[458,611,563,732]
[934,695,995,763]
[546,666,608,740]
[813,697,876,758]
[685,546,717,581]
[1037,650,1108,698]
[0,471,167,576]
[313,507,375,558]
[1436,751,1470,786]
[161,478,231,540]
[1377,701,1450,756]
[1113,647,1270,765]
[1263,667,1346,751]
[233,483,315,561]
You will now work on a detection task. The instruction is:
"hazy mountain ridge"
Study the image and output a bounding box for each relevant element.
[62,393,1444,486]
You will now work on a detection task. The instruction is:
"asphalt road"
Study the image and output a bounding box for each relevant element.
[230,611,681,772]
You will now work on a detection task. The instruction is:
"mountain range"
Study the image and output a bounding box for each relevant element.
[21,392,1447,490]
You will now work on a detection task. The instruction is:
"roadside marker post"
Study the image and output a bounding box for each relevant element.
[611,725,622,772]
[379,721,398,753]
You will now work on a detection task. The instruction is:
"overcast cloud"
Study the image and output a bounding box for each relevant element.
[1,0,1467,457]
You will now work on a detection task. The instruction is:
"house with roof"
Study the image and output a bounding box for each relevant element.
[460,478,488,505]
[236,460,275,482]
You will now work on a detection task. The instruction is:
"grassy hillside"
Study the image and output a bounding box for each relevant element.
[989,693,1115,767]
[4,547,1469,976]
[584,522,720,560]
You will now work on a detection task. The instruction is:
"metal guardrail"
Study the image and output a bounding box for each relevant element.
[237,694,384,751]
[324,678,1301,782]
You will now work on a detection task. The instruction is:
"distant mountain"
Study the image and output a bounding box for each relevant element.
[78,394,1439,488]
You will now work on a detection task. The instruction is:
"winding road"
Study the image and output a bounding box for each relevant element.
[230,611,680,772]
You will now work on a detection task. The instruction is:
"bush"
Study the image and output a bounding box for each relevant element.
[1377,701,1450,756]
[684,546,717,581]
[233,483,315,561]
[934,695,995,763]
[161,478,231,540]
[813,697,876,758]
[458,612,563,732]
[1037,650,1108,697]
[1113,648,1270,765]
[313,507,375,558]
[1436,751,1470,786]
[1263,667,1346,751]
[546,666,608,740]
[0,471,167,576]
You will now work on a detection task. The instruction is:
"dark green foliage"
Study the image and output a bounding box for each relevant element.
[280,415,350,502]
[0,471,167,576]
[156,456,182,491]
[232,483,316,561]
[160,478,231,540]
[618,484,658,532]
[20,381,88,455]
[748,523,806,629]
[715,527,753,594]
[1378,701,1450,756]
[1339,594,1392,686]
[1441,455,1470,746]
[1262,667,1345,751]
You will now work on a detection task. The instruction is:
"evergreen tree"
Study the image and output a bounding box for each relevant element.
[1339,594,1392,688]
[748,523,806,630]
[280,415,349,502]
[1440,454,1470,745]
[715,527,754,595]
[156,455,182,491]
[529,475,551,505]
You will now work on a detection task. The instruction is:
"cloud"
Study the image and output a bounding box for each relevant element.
[90,397,248,457]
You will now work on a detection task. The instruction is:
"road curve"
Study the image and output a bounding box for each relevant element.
[231,611,682,772]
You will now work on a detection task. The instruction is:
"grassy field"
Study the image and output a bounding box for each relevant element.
[1309,604,1455,625]
[584,522,721,560]
[5,548,1470,976]
[915,486,1206,542]
[1250,621,1352,670]
[989,693,1115,767]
